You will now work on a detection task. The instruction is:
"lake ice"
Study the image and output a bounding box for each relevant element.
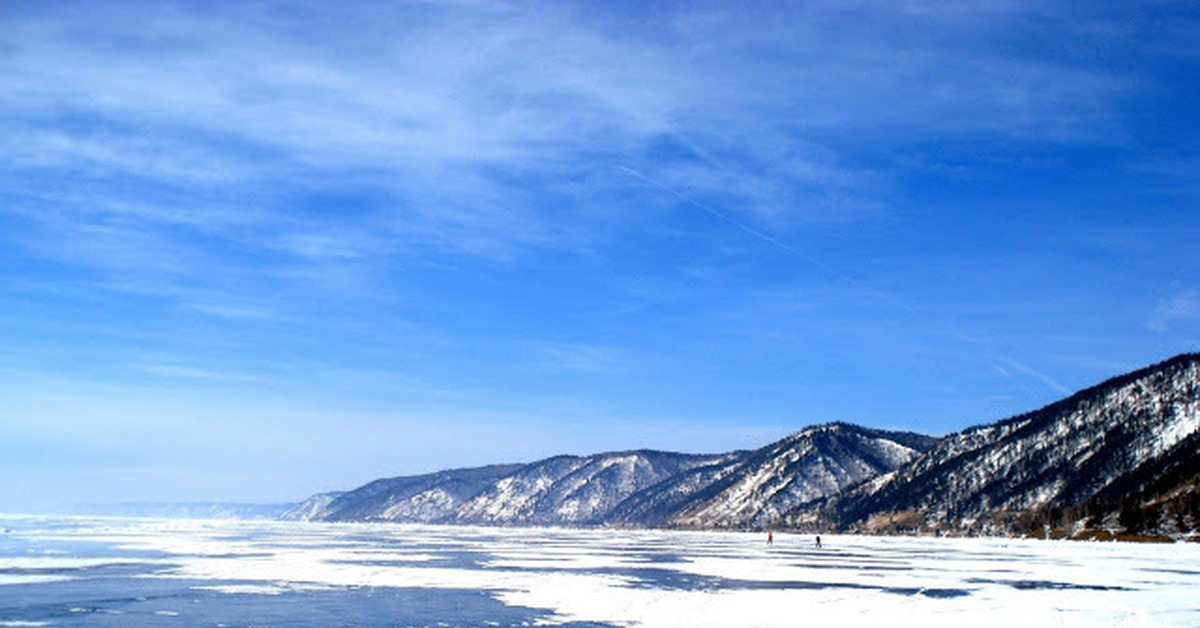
[0,516,1196,627]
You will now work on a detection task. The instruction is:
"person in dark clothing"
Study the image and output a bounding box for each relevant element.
[815,535,821,548]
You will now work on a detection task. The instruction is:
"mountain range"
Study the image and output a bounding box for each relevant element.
[289,353,1200,538]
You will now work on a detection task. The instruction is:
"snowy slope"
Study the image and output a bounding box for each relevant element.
[661,423,935,529]
[453,451,729,525]
[279,492,345,521]
[603,453,750,527]
[823,353,1200,531]
[308,452,729,525]
[302,429,931,529]
[314,464,523,522]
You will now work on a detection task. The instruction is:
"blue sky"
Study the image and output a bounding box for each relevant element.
[2,1,1198,510]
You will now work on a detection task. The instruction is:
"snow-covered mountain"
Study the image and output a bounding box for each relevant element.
[84,502,296,520]
[297,427,931,528]
[451,451,729,525]
[304,452,731,525]
[292,354,1200,537]
[315,464,524,522]
[608,424,933,529]
[602,454,750,527]
[814,353,1200,535]
[279,491,345,521]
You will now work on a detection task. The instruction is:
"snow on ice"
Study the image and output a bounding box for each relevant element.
[1,516,1197,627]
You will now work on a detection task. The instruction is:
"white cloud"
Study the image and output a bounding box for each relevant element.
[1150,289,1200,331]
[0,0,1180,380]
[528,341,628,374]
[183,301,275,321]
[129,362,251,382]
[2,0,1195,509]
[2,1,1140,251]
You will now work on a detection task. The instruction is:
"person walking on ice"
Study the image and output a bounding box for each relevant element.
[815,535,821,548]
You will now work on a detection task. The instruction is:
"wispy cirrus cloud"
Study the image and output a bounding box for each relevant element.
[0,1,1185,378]
[526,341,629,375]
[4,1,1199,508]
[2,0,1145,263]
[129,361,255,382]
[1150,289,1200,331]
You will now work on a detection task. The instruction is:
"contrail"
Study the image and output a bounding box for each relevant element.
[618,165,801,255]
[996,357,1071,395]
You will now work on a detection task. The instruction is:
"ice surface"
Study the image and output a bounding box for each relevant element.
[1,516,1198,627]
[0,575,73,586]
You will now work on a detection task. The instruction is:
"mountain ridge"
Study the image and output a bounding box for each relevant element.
[292,423,940,530]
[632,423,936,529]
[805,353,1200,537]
[155,354,1200,538]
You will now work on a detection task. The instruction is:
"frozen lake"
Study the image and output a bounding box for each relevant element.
[0,516,1196,627]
